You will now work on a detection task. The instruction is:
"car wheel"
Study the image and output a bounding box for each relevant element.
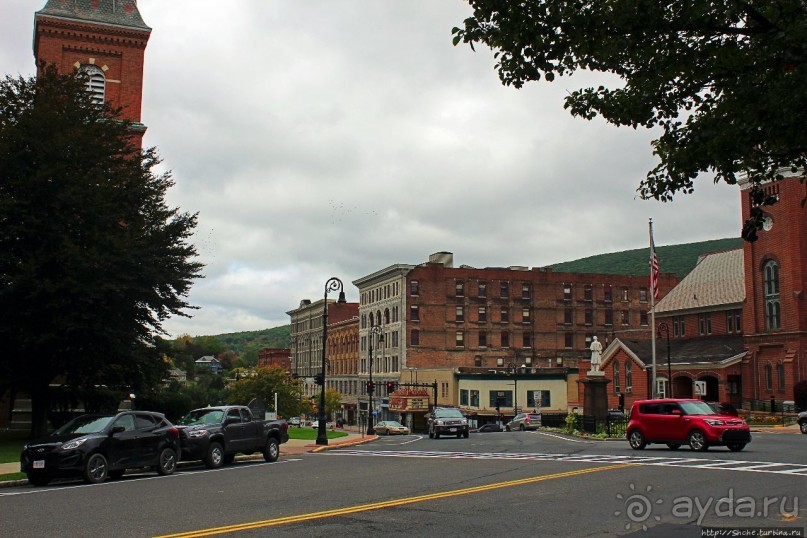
[463,431,469,439]
[27,472,51,486]
[263,438,280,463]
[157,447,177,475]
[666,443,681,450]
[800,420,807,435]
[223,454,235,465]
[520,424,526,431]
[727,443,746,452]
[628,430,646,450]
[505,425,511,431]
[434,432,440,439]
[688,430,709,452]
[428,430,434,439]
[108,469,125,480]
[456,433,462,438]
[204,442,224,469]
[83,453,108,484]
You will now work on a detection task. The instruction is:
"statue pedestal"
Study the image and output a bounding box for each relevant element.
[580,375,611,424]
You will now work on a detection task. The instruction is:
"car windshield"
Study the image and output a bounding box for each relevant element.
[178,409,224,426]
[679,401,717,415]
[436,409,464,418]
[54,415,115,435]
[386,421,404,427]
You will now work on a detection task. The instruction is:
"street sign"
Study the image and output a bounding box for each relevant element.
[694,381,706,396]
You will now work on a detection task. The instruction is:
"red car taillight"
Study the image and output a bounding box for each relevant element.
[169,427,179,439]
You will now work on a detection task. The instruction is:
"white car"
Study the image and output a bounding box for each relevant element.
[798,410,807,434]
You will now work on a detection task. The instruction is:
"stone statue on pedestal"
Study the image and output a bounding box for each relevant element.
[589,336,603,372]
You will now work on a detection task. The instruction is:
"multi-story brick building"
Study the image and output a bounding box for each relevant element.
[257,348,292,372]
[286,299,358,400]
[326,316,359,424]
[34,0,151,146]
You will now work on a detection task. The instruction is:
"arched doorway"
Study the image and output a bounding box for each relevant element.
[673,376,693,398]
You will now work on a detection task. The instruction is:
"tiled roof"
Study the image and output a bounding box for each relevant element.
[655,249,744,313]
[36,0,150,31]
[606,335,746,367]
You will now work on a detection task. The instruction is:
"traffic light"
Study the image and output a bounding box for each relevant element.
[314,373,324,385]
[386,381,396,394]
[366,381,375,394]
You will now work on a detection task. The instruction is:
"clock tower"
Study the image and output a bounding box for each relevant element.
[33,0,151,146]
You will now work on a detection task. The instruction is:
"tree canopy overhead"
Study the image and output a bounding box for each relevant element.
[0,66,204,435]
[452,1,807,214]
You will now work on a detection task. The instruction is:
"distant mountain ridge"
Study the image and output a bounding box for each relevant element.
[204,237,743,353]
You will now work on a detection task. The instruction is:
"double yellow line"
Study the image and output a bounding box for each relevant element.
[157,463,628,537]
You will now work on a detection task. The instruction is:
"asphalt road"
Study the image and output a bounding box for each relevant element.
[1,430,804,537]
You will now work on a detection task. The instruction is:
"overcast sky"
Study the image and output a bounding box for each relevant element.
[1,1,741,338]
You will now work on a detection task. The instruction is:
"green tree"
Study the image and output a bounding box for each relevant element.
[0,67,203,436]
[227,366,306,418]
[453,1,807,235]
[324,388,342,421]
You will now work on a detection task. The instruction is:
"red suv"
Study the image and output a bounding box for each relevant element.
[627,399,751,452]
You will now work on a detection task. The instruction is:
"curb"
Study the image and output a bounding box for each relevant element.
[310,435,378,452]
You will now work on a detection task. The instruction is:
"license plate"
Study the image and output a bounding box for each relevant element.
[449,428,457,432]
[33,460,45,469]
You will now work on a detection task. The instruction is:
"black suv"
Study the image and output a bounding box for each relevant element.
[428,407,469,439]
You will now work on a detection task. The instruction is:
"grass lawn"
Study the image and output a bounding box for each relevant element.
[0,431,27,464]
[287,427,348,441]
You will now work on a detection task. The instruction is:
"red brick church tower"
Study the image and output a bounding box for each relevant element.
[741,175,807,406]
[33,0,151,146]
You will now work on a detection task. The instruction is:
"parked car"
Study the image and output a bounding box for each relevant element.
[505,413,542,431]
[428,407,469,439]
[20,411,180,486]
[799,410,807,434]
[374,421,410,435]
[176,405,288,468]
[288,417,301,427]
[627,399,751,452]
[475,423,503,433]
[706,402,739,416]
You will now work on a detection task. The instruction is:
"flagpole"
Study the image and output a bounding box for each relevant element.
[649,218,657,399]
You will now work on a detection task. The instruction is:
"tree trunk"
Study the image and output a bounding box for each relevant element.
[29,385,51,439]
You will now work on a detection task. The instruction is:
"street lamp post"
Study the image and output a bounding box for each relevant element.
[657,322,673,399]
[317,277,346,446]
[367,325,383,435]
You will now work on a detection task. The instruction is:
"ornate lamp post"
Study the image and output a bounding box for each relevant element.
[317,277,346,446]
[657,322,673,399]
[367,325,383,435]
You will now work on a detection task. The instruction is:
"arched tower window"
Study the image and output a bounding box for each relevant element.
[763,260,780,330]
[81,65,105,105]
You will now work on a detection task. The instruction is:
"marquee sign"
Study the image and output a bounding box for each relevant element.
[388,388,431,412]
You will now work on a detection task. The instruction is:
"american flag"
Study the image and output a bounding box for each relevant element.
[649,231,659,300]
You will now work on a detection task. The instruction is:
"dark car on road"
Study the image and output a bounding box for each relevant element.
[177,405,288,468]
[20,411,180,486]
[428,407,469,439]
[627,399,751,452]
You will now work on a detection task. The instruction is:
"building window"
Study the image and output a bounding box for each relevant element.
[604,285,612,302]
[522,332,531,348]
[777,363,785,392]
[621,310,629,325]
[522,307,531,324]
[563,284,572,300]
[584,285,592,301]
[604,309,613,326]
[585,309,593,325]
[500,282,509,298]
[410,305,419,321]
[455,331,465,347]
[564,309,573,324]
[456,281,465,297]
[673,315,685,337]
[490,391,513,408]
[726,309,741,334]
[640,311,648,326]
[470,390,480,407]
[82,64,106,105]
[626,362,632,391]
[474,355,482,367]
[460,389,468,406]
[639,288,648,302]
[410,280,419,296]
[411,329,420,346]
[698,313,712,335]
[442,382,449,398]
[478,306,487,322]
[501,331,510,348]
[622,287,629,301]
[527,390,551,408]
[500,307,509,323]
[564,333,573,348]
[456,306,464,322]
[765,364,773,391]
[613,361,620,393]
[657,378,668,398]
[522,284,531,299]
[478,282,487,297]
[764,260,780,330]
[479,330,487,347]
